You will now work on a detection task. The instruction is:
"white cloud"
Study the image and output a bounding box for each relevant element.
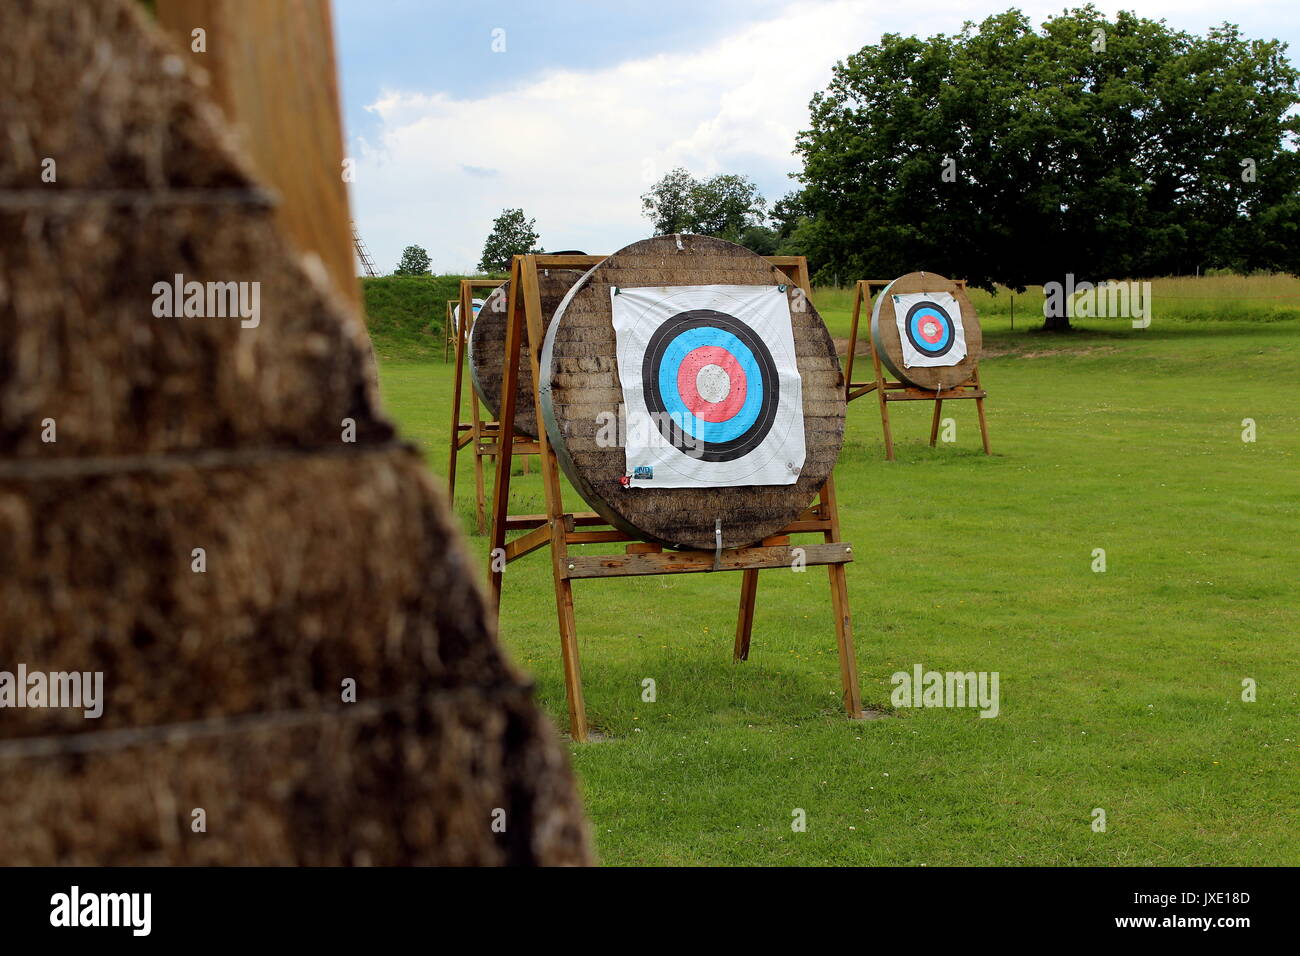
[350,0,889,272]
[347,0,1300,274]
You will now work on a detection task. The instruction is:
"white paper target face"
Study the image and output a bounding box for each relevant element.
[892,291,967,368]
[610,284,806,488]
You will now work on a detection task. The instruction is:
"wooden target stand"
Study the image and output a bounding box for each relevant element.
[444,299,456,361]
[845,278,991,461]
[446,277,534,535]
[488,252,866,742]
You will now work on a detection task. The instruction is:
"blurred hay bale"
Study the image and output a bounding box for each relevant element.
[0,0,251,190]
[0,202,390,459]
[0,0,591,865]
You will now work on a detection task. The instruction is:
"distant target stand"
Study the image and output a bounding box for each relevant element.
[444,294,484,361]
[446,257,592,533]
[844,273,991,460]
[447,277,518,534]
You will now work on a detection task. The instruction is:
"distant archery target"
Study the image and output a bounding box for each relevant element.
[452,297,485,333]
[642,310,779,462]
[469,271,583,440]
[869,272,981,390]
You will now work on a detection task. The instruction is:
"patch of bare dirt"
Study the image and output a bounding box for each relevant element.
[980,344,1121,359]
[833,336,874,356]
[833,336,1119,360]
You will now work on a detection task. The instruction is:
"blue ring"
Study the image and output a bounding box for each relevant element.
[909,307,952,352]
[657,327,763,443]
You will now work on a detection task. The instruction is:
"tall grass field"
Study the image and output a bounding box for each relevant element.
[369,273,1299,866]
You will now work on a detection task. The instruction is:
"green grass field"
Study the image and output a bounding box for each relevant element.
[373,289,1299,866]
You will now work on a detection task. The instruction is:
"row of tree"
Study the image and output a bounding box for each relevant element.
[393,7,1297,329]
[390,208,543,276]
[642,5,1300,329]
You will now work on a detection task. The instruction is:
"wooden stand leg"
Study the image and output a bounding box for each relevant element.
[552,556,588,741]
[975,397,991,455]
[488,269,526,607]
[445,301,453,362]
[827,562,864,718]
[473,456,487,534]
[877,392,895,461]
[446,308,467,506]
[929,398,944,447]
[820,478,864,718]
[868,338,895,461]
[733,569,760,661]
[544,461,586,738]
[518,255,590,740]
[471,394,487,535]
[844,282,863,400]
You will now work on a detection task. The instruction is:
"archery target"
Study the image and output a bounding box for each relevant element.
[869,273,982,390]
[453,297,485,333]
[539,234,844,552]
[893,291,966,368]
[611,285,805,488]
[469,272,582,440]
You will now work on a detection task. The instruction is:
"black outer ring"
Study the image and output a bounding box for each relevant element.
[640,309,779,464]
[904,300,957,357]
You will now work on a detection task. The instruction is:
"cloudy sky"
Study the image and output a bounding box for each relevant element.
[335,0,1300,274]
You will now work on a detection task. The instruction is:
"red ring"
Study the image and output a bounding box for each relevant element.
[919,316,944,344]
[676,346,746,422]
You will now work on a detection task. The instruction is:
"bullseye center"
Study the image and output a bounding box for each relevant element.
[695,363,731,404]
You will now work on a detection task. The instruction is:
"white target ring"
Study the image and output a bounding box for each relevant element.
[695,363,731,404]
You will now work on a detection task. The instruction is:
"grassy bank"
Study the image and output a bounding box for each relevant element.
[360,274,505,360]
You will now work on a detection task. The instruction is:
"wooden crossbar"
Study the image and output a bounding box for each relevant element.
[503,511,604,530]
[563,542,853,580]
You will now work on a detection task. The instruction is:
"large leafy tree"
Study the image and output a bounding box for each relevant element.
[393,244,431,276]
[771,191,809,241]
[795,5,1300,328]
[641,168,698,235]
[641,168,769,242]
[479,208,542,273]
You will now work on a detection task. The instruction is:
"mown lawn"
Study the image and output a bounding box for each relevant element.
[374,307,1299,866]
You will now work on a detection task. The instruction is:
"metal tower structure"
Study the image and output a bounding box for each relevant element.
[352,220,379,277]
